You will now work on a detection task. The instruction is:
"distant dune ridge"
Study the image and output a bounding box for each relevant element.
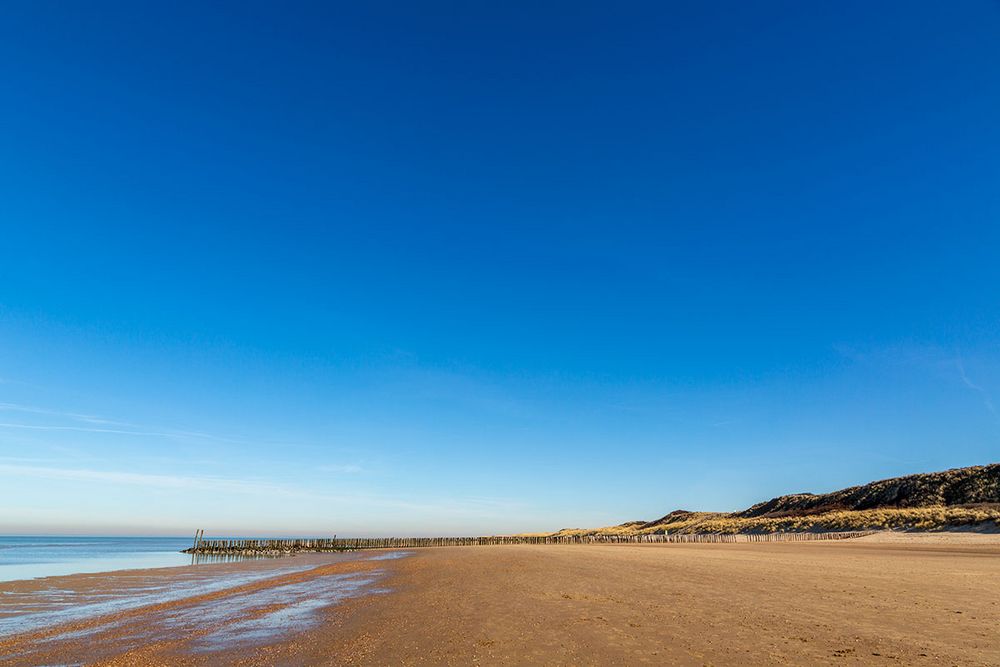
[737,463,1000,517]
[552,464,1000,536]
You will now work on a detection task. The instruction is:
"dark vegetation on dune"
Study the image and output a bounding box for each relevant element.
[736,464,1000,518]
[550,464,1000,536]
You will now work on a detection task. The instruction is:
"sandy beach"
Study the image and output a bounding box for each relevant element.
[2,535,999,666]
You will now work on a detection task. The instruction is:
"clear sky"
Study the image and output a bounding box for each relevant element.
[1,1,998,536]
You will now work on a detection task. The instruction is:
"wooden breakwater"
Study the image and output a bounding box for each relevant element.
[183,531,875,555]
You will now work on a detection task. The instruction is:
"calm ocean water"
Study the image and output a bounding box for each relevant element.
[0,536,194,582]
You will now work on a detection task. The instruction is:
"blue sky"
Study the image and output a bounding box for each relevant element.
[1,1,998,536]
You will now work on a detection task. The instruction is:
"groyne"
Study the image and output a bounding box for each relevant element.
[182,531,875,555]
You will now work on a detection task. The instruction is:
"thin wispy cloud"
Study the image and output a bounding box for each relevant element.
[0,401,276,448]
[832,345,1000,423]
[0,462,523,517]
[0,422,206,438]
[0,401,206,439]
[0,463,281,494]
[956,358,998,420]
[0,402,126,426]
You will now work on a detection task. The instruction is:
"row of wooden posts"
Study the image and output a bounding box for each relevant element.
[183,530,875,555]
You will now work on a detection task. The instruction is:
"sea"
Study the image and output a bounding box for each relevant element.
[0,536,195,582]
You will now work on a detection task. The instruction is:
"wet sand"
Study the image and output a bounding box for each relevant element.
[2,536,999,665]
[0,551,403,665]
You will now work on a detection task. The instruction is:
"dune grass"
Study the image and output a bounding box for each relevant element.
[547,505,1000,536]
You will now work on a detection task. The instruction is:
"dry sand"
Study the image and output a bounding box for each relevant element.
[2,535,998,666]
